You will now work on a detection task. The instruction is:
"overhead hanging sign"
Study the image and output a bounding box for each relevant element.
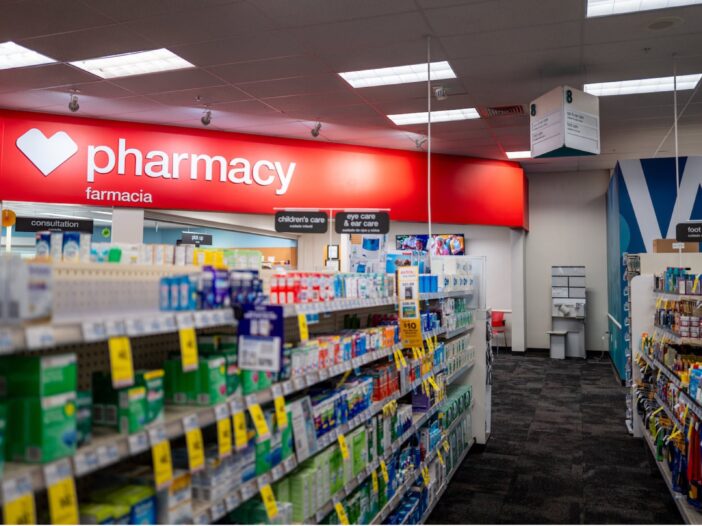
[676,222,702,242]
[14,216,93,233]
[0,109,528,229]
[275,211,328,234]
[530,86,600,159]
[335,212,389,234]
[181,232,213,245]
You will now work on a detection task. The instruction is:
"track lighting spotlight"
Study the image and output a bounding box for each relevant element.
[68,93,79,112]
[201,109,212,126]
[311,122,322,138]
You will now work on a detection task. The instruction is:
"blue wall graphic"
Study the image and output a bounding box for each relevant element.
[607,157,702,380]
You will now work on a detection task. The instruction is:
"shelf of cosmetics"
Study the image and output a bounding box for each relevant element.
[634,380,702,523]
[655,267,702,298]
[0,323,471,473]
[0,340,471,525]
[653,295,702,343]
[32,230,262,269]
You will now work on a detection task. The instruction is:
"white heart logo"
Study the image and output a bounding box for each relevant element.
[16,128,78,176]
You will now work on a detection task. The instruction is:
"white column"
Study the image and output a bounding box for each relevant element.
[510,228,527,352]
[111,208,144,244]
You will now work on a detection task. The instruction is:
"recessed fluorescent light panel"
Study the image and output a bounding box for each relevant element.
[387,108,480,126]
[587,0,702,17]
[506,151,531,159]
[70,48,194,79]
[584,74,702,96]
[339,61,456,88]
[0,41,55,70]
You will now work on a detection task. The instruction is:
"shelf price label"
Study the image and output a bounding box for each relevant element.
[259,484,278,520]
[149,426,173,489]
[298,314,309,342]
[379,460,389,484]
[338,434,350,460]
[437,450,445,466]
[371,470,379,493]
[108,336,134,388]
[443,440,450,453]
[421,466,430,486]
[274,396,288,429]
[2,476,36,525]
[248,403,271,439]
[183,415,205,472]
[215,404,232,458]
[232,410,248,450]
[44,461,78,525]
[334,502,350,525]
[178,327,199,372]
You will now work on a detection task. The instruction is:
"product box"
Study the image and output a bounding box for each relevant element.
[164,357,227,406]
[156,470,193,525]
[653,239,699,253]
[6,391,77,463]
[91,485,157,525]
[0,353,77,397]
[79,503,118,525]
[135,369,165,424]
[76,390,93,447]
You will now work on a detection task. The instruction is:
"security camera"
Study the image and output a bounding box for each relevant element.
[201,110,212,126]
[68,94,79,113]
[433,86,448,101]
[415,137,427,150]
[311,122,322,138]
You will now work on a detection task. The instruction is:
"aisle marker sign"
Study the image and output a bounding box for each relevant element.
[108,336,134,388]
[178,327,199,372]
[397,266,423,348]
[2,476,37,525]
[44,460,79,525]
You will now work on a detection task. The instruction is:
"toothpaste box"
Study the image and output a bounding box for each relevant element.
[0,353,77,397]
[6,391,77,463]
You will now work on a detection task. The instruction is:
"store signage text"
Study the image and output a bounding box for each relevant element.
[181,233,213,246]
[15,216,94,233]
[335,212,389,234]
[676,222,702,242]
[274,211,328,234]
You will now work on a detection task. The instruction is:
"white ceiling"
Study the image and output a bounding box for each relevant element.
[1,0,702,172]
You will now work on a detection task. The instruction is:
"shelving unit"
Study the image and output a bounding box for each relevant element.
[0,259,488,525]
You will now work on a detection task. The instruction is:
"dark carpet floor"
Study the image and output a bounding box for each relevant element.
[427,352,682,524]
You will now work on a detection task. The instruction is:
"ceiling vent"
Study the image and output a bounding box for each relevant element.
[483,105,526,118]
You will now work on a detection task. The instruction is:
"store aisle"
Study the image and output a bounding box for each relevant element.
[427,353,681,524]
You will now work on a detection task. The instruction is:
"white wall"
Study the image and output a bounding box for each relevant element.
[525,170,610,351]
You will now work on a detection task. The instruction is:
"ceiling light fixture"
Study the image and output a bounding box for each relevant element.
[339,61,456,88]
[387,108,480,126]
[311,122,322,138]
[201,109,212,127]
[584,73,702,96]
[68,93,79,113]
[587,0,702,17]
[70,48,194,79]
[0,41,55,70]
[506,151,532,159]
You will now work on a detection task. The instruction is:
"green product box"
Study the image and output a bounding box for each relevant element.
[76,390,92,447]
[241,370,261,395]
[0,354,76,397]
[201,349,240,397]
[351,427,368,477]
[135,369,164,424]
[79,503,116,525]
[0,403,5,476]
[117,387,147,434]
[197,356,227,405]
[254,437,271,476]
[92,372,147,434]
[6,392,77,463]
[329,446,344,495]
[91,485,157,525]
[164,358,198,404]
[274,476,290,503]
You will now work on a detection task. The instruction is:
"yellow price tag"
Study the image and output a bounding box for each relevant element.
[178,327,199,372]
[260,484,278,520]
[437,450,445,466]
[379,460,389,484]
[421,467,430,486]
[423,379,431,394]
[298,314,309,342]
[233,412,248,450]
[151,440,173,489]
[3,493,36,525]
[338,434,350,460]
[335,502,350,525]
[47,477,79,525]
[429,377,441,393]
[185,427,205,472]
[108,336,134,388]
[274,396,289,429]
[433,335,438,348]
[217,417,232,458]
[443,440,450,453]
[426,337,435,352]
[371,470,379,493]
[398,350,408,368]
[248,404,271,438]
[393,349,403,370]
[683,405,690,423]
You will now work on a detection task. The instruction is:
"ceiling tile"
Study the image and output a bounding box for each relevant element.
[0,64,97,94]
[251,0,416,27]
[209,56,331,84]
[83,0,238,22]
[122,2,274,47]
[18,25,154,62]
[146,85,252,107]
[319,38,448,73]
[262,91,366,114]
[236,74,350,99]
[107,68,223,95]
